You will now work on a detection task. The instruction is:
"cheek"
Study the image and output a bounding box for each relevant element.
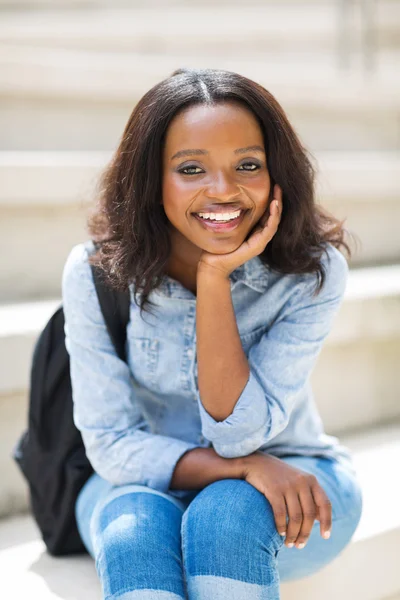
[163,172,194,196]
[245,176,272,223]
[162,174,199,221]
[161,194,186,230]
[162,200,181,228]
[253,171,271,200]
[258,180,273,215]
[163,173,188,203]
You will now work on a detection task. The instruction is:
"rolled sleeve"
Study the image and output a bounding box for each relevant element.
[62,243,197,495]
[198,369,270,458]
[198,245,349,459]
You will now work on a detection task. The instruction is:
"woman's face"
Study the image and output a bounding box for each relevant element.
[162,101,272,263]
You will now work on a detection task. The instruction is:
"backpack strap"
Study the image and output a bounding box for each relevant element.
[89,244,130,363]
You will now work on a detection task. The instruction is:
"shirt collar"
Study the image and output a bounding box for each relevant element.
[156,255,270,299]
[231,255,270,292]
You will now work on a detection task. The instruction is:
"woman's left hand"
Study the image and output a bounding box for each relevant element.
[197,184,282,279]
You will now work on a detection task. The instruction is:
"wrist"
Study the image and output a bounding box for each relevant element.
[237,452,264,478]
[234,455,251,480]
[197,262,230,283]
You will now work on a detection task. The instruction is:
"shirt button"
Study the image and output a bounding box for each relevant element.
[187,348,193,358]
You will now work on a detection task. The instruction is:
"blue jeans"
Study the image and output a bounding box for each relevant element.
[76,455,363,599]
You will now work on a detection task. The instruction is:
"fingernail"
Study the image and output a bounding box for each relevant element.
[279,531,286,536]
[297,543,305,549]
[275,200,279,209]
[323,531,331,539]
[287,542,294,548]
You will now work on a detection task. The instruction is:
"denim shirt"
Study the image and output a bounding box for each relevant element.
[62,239,355,501]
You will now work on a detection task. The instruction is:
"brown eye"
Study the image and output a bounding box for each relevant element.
[178,166,203,175]
[178,162,261,176]
[238,162,260,171]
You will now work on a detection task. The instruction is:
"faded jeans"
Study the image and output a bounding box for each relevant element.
[75,455,363,599]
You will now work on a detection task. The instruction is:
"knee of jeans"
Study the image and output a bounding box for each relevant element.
[75,473,112,526]
[181,478,283,554]
[347,478,363,533]
[334,468,364,526]
[91,488,184,556]
[75,482,92,527]
[90,493,147,559]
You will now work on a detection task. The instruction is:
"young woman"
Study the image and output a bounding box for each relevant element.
[62,67,363,599]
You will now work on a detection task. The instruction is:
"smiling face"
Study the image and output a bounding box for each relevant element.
[161,100,272,279]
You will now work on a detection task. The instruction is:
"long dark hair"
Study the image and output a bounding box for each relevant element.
[87,67,356,317]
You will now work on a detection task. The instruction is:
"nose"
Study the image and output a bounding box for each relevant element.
[205,171,240,201]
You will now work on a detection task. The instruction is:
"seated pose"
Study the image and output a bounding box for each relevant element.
[63,67,363,600]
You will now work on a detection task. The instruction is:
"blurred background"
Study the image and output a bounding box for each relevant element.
[0,0,399,598]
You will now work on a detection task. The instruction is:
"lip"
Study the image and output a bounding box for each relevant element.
[192,209,247,232]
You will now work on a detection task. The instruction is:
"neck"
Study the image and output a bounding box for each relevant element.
[166,230,202,294]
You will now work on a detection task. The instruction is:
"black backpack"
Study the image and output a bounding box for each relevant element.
[12,248,131,556]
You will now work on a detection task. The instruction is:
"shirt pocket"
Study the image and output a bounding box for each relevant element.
[128,337,160,392]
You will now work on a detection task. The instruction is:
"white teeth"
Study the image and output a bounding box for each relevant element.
[197,210,242,222]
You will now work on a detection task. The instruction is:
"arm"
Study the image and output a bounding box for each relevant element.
[196,245,349,459]
[62,243,198,494]
[170,447,246,491]
[196,270,250,422]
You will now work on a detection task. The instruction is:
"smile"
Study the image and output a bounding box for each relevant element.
[192,210,247,232]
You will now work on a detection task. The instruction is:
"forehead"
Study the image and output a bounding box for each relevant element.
[164,101,263,150]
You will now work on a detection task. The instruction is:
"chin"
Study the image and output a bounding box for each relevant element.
[203,241,243,254]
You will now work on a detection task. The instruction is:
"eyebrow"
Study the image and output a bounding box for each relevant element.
[170,145,265,161]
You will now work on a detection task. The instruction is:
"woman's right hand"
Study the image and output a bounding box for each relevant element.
[240,452,332,549]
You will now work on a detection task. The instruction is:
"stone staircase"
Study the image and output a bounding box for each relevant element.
[0,1,399,599]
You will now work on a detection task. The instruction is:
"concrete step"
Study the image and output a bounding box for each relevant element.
[311,263,400,434]
[0,46,398,151]
[0,0,388,6]
[1,264,399,517]
[0,3,398,54]
[0,0,397,11]
[0,150,398,302]
[0,421,399,600]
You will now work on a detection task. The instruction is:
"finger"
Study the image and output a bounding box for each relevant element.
[294,485,318,549]
[272,183,282,203]
[273,186,283,218]
[266,188,282,228]
[268,494,288,538]
[259,185,281,229]
[251,186,282,246]
[311,482,332,540]
[264,204,279,235]
[284,491,303,548]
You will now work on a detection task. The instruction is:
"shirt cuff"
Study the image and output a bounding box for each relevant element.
[197,369,270,457]
[144,439,198,495]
